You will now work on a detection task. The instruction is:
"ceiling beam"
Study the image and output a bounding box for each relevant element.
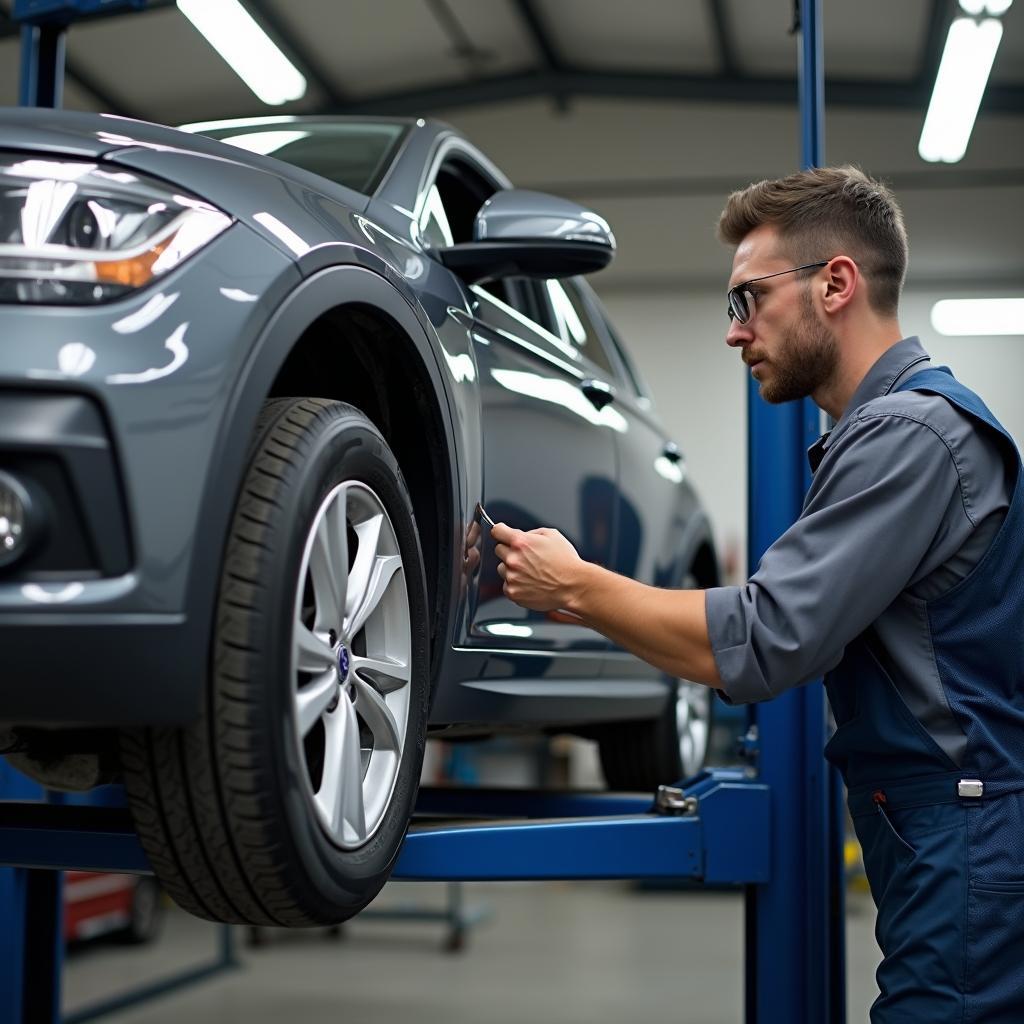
[0,0,175,39]
[520,167,1024,202]
[326,67,1024,116]
[424,0,490,71]
[705,0,738,77]
[511,0,567,111]
[512,0,562,71]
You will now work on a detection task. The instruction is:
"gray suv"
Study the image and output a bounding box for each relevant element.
[0,110,719,926]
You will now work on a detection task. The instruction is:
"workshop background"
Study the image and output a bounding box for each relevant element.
[1,1,1022,1022]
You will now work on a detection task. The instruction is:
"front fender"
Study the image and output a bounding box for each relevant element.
[182,264,462,699]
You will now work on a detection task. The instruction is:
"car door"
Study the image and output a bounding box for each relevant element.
[549,278,692,601]
[415,150,618,657]
[467,280,618,656]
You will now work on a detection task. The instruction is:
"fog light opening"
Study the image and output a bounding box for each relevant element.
[0,472,34,567]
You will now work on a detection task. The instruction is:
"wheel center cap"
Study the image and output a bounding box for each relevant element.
[336,643,351,680]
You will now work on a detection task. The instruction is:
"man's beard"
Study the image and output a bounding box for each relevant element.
[759,289,839,404]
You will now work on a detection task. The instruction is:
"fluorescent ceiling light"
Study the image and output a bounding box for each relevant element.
[931,298,1024,336]
[177,0,306,106]
[959,0,1012,14]
[918,17,1003,163]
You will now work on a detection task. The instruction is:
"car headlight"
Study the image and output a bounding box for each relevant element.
[0,154,232,305]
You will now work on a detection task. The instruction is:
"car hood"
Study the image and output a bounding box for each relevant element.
[0,107,371,211]
[0,107,390,265]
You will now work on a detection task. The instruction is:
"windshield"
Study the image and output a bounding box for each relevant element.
[184,120,407,195]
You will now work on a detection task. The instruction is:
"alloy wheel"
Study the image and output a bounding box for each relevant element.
[291,481,411,850]
[677,681,711,779]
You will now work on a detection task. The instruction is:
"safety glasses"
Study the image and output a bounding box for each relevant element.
[727,260,830,324]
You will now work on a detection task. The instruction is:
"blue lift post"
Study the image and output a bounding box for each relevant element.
[0,0,847,1020]
[744,1,847,1021]
[15,0,145,107]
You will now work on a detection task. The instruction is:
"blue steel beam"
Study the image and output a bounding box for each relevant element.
[0,803,151,873]
[396,772,770,884]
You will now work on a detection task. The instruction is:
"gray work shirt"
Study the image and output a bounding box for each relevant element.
[705,336,1012,764]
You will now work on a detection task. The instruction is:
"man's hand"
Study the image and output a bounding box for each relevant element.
[490,519,721,687]
[491,522,587,613]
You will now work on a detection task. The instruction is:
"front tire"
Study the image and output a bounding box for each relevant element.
[120,398,430,926]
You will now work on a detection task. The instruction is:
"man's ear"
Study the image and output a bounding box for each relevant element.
[822,256,858,314]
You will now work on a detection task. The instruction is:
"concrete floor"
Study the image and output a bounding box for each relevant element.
[63,882,882,1023]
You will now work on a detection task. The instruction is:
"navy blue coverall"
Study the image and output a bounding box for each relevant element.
[830,367,1024,1022]
[707,345,1023,1021]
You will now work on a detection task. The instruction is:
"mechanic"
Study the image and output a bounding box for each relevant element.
[490,166,1023,1023]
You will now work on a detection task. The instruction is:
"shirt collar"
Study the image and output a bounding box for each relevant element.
[808,336,931,469]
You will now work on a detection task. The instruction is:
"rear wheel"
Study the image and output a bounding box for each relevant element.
[597,678,713,792]
[597,570,712,791]
[120,398,429,926]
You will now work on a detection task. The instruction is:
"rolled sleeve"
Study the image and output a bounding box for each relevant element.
[704,410,966,704]
[705,584,776,703]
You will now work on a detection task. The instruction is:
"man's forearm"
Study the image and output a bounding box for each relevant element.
[567,562,722,687]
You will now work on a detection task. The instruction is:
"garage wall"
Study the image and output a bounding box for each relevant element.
[600,289,747,580]
[601,282,1024,581]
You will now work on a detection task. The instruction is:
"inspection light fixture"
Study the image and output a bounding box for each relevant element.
[176,0,306,106]
[931,298,1024,336]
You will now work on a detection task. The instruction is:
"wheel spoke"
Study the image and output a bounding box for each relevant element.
[333,697,367,840]
[310,487,349,632]
[353,678,402,752]
[351,653,409,694]
[296,671,337,737]
[345,513,383,623]
[294,622,335,674]
[347,555,402,639]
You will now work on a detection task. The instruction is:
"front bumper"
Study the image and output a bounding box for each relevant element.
[0,224,299,726]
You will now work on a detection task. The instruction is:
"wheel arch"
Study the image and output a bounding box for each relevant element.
[183,265,460,697]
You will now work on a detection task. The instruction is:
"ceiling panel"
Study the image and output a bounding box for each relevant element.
[992,1,1024,84]
[65,7,327,124]
[270,0,533,101]
[544,0,719,73]
[730,0,931,81]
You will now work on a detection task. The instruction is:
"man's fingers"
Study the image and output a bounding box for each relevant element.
[494,542,510,562]
[490,521,516,544]
[496,562,506,579]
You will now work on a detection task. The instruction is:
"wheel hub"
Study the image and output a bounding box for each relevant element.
[335,642,351,681]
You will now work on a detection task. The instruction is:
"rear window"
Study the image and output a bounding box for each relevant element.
[187,121,407,195]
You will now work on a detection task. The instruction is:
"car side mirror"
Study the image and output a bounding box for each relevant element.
[437,189,615,285]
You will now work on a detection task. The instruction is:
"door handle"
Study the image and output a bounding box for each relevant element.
[661,441,684,463]
[580,379,616,411]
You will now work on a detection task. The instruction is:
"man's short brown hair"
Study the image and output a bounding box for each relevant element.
[717,166,908,317]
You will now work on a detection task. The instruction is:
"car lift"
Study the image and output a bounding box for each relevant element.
[1,0,847,1021]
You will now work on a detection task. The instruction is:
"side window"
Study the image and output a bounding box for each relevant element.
[586,291,656,408]
[545,278,620,380]
[421,157,534,316]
